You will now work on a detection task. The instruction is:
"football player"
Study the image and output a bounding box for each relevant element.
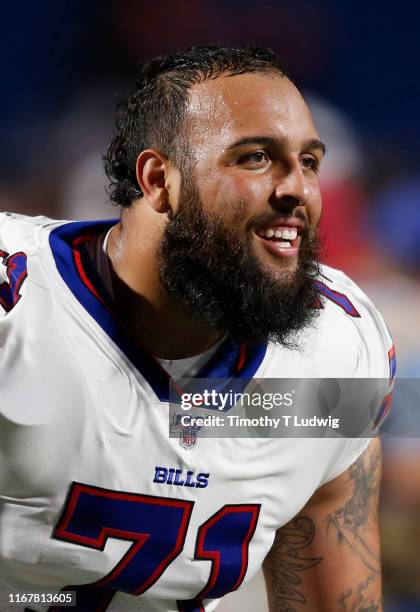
[0,46,393,611]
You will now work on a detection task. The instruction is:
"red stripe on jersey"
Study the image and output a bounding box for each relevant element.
[236,343,246,373]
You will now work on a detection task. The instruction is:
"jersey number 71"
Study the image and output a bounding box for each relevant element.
[48,482,260,611]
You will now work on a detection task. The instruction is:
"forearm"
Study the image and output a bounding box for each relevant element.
[264,438,382,611]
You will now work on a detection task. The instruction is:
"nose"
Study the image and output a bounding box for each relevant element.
[270,164,309,212]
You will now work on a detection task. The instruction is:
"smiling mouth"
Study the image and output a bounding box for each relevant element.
[257,226,299,249]
[255,223,303,259]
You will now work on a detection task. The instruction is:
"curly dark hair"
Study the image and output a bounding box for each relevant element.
[103,45,286,207]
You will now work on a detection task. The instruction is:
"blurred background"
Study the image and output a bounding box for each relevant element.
[2,1,420,609]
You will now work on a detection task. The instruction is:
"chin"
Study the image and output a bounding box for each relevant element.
[258,248,299,279]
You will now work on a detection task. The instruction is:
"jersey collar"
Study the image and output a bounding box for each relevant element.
[49,220,267,402]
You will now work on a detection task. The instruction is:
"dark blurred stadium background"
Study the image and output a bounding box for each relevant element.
[3,2,420,610]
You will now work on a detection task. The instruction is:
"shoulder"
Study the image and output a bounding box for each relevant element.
[265,265,394,378]
[0,213,64,318]
[318,264,391,336]
[317,265,394,376]
[0,211,62,253]
[0,214,91,425]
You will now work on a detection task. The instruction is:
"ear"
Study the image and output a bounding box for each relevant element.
[136,149,171,213]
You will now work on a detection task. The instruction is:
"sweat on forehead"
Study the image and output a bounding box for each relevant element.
[184,73,311,147]
[104,45,290,207]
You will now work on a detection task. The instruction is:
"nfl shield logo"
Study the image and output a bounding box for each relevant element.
[171,413,202,449]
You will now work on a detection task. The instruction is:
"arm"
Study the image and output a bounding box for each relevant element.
[263,438,382,612]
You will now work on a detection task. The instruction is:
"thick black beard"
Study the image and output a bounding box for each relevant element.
[158,185,321,347]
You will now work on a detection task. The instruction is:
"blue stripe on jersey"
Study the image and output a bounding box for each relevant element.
[49,220,267,402]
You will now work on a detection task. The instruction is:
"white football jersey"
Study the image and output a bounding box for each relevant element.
[0,213,394,612]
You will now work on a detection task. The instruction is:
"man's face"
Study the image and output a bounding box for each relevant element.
[179,72,324,276]
[158,72,324,345]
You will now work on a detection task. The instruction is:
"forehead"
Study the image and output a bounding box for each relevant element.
[186,72,318,149]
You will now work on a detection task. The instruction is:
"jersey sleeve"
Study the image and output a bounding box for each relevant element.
[0,212,44,318]
[338,269,396,433]
[320,265,395,379]
[320,438,372,486]
[317,266,396,486]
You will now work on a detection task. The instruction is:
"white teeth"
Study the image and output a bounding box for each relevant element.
[276,241,291,249]
[279,228,298,240]
[260,227,298,240]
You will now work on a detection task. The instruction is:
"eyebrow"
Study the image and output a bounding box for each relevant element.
[227,136,327,157]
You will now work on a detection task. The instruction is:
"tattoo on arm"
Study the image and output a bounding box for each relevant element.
[265,516,322,612]
[266,442,382,611]
[326,442,381,575]
[338,575,382,611]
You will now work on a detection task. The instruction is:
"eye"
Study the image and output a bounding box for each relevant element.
[300,156,320,173]
[238,150,270,167]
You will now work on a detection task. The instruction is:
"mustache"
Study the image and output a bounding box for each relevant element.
[246,210,308,233]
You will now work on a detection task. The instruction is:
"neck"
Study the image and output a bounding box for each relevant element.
[107,206,224,359]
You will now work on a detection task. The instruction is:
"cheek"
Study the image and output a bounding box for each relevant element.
[202,173,271,221]
[307,185,322,227]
